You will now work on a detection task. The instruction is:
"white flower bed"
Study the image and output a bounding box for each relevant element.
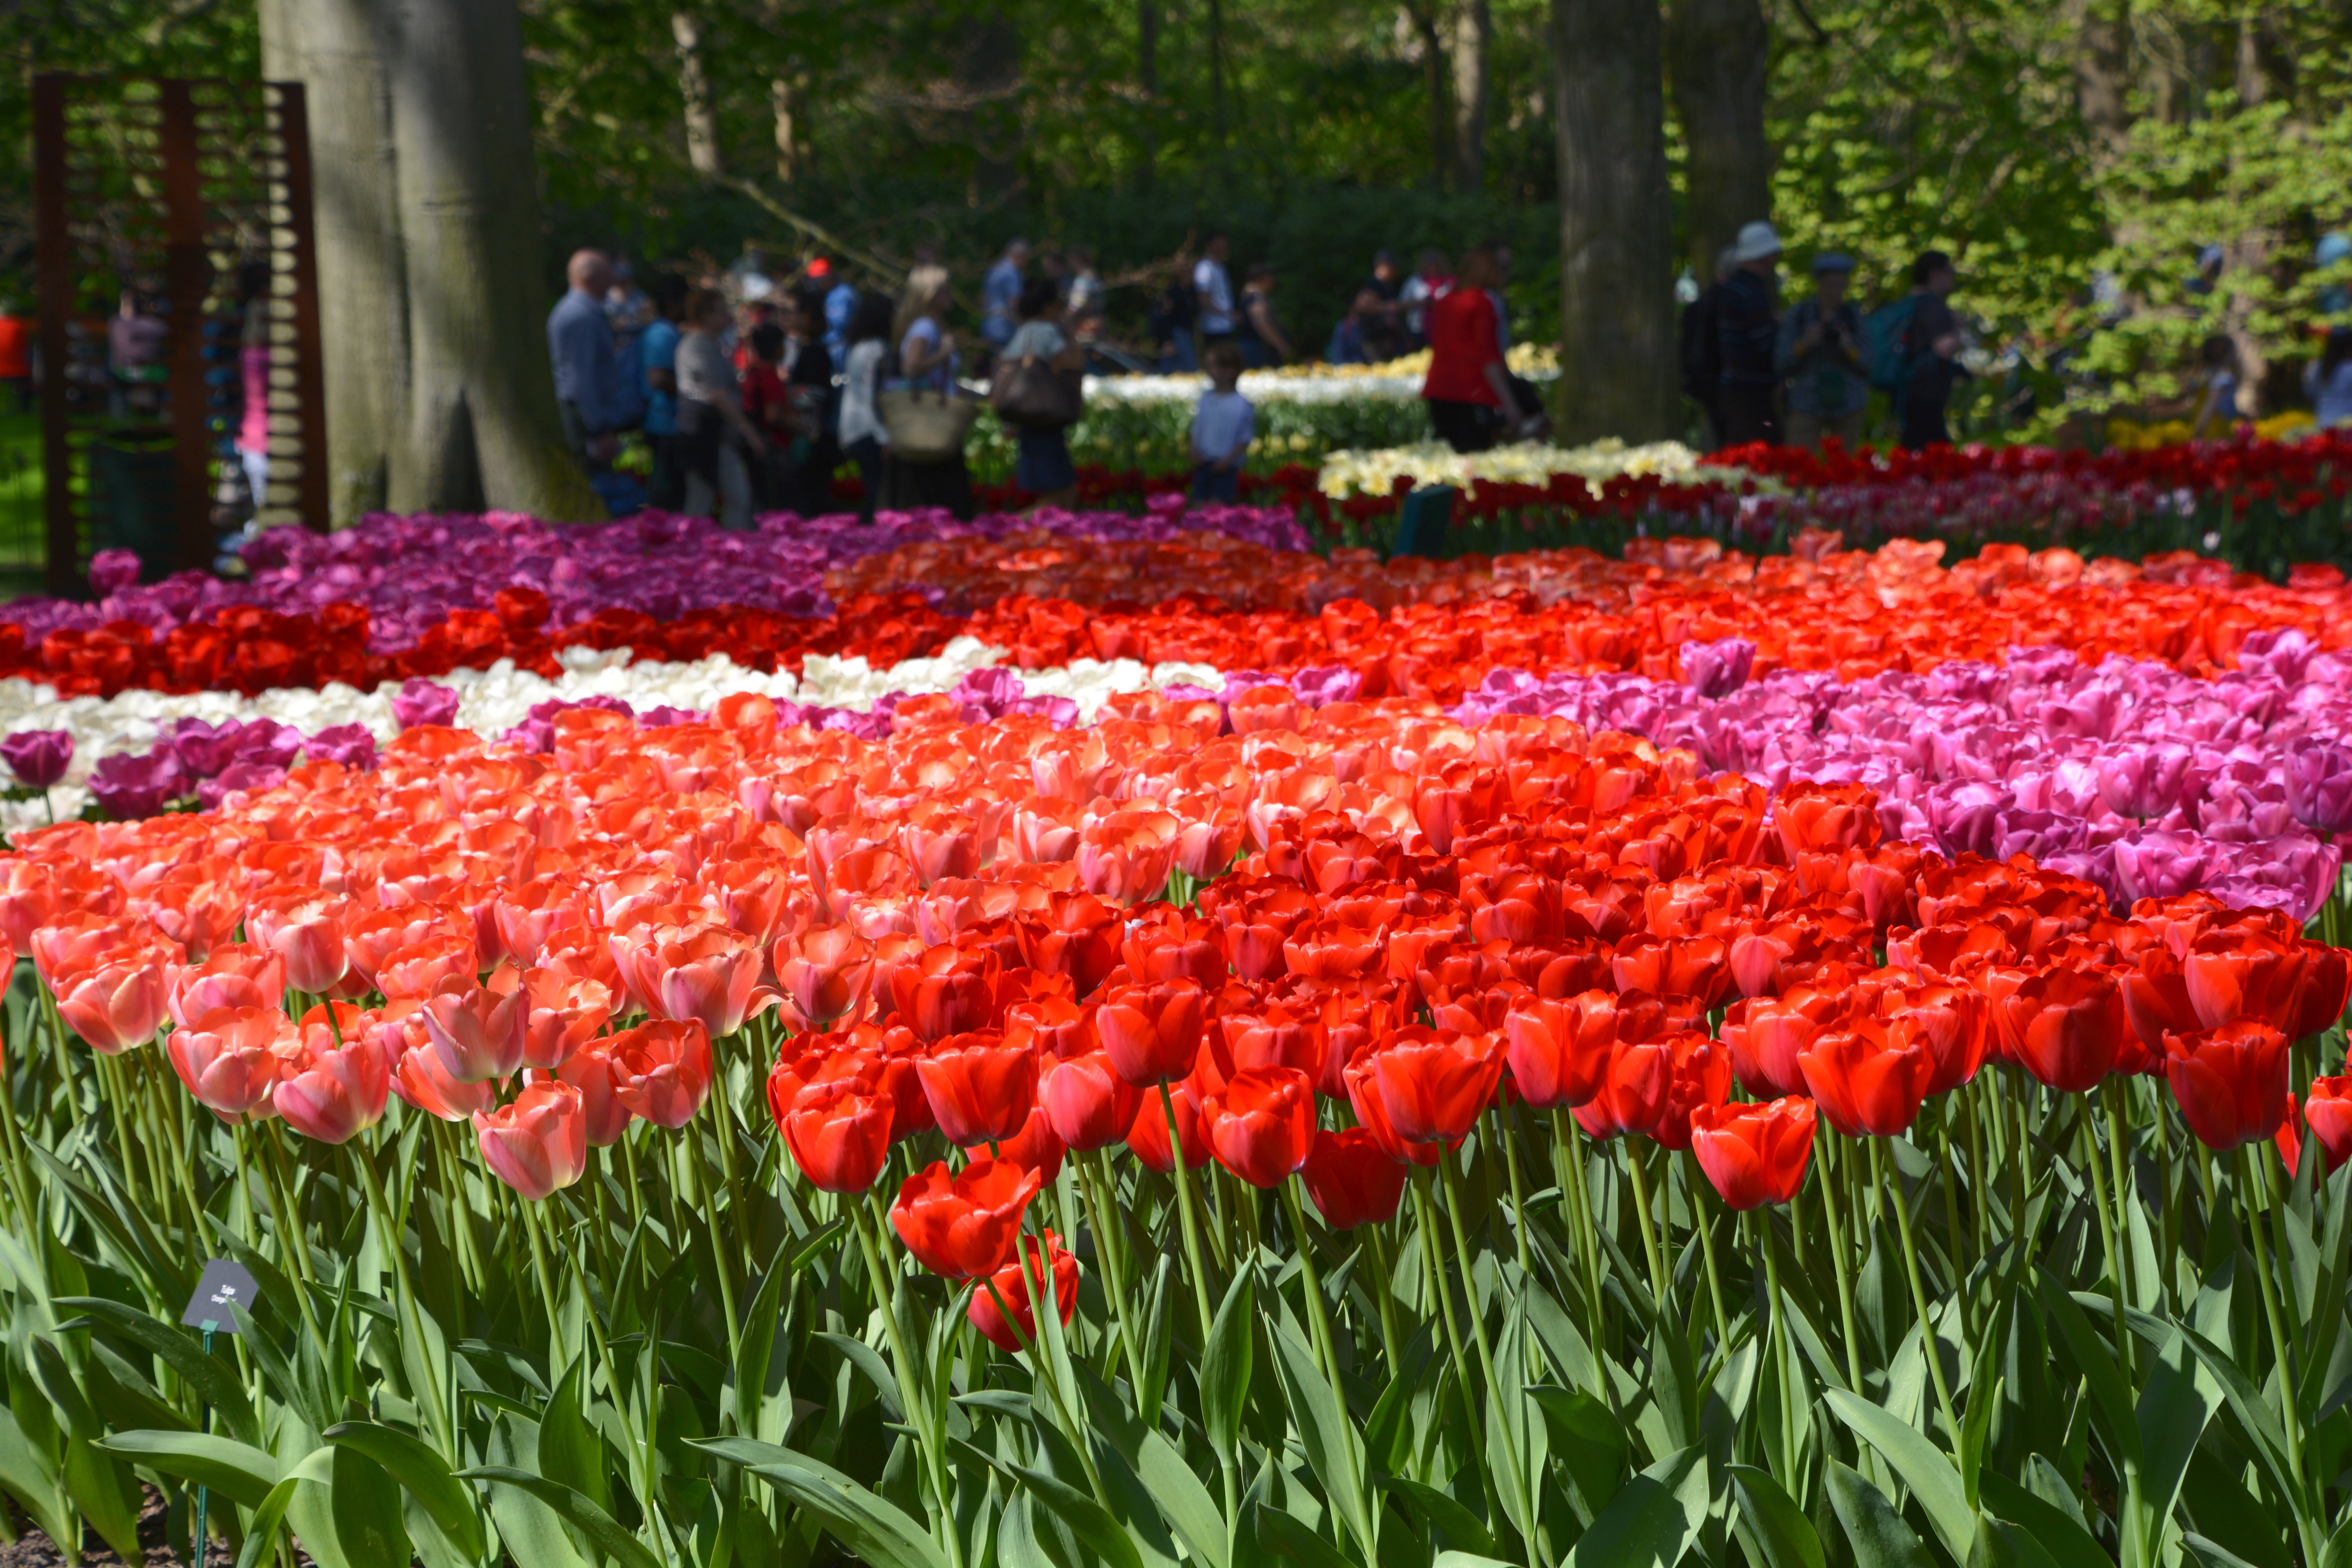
[1315,437,1760,499]
[0,637,1230,833]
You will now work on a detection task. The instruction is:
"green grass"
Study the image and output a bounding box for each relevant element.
[0,410,48,595]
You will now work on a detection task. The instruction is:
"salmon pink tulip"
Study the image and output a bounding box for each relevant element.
[473,1082,588,1200]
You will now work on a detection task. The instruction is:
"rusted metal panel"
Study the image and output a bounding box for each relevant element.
[30,75,78,596]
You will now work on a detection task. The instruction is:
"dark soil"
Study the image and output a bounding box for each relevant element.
[0,1488,311,1567]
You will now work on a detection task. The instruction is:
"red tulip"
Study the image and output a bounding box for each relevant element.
[1799,1018,1931,1138]
[2120,946,2200,1054]
[474,1082,588,1200]
[165,1005,290,1123]
[965,1102,1067,1181]
[1203,1066,1316,1189]
[779,1080,895,1192]
[2162,1021,2290,1152]
[1611,933,1731,1009]
[1125,1077,1212,1173]
[1094,978,1207,1086]
[1221,1002,1321,1077]
[1720,985,1844,1100]
[891,1157,1045,1278]
[1571,1037,1675,1140]
[606,1019,715,1129]
[552,1045,633,1145]
[2285,943,2350,1042]
[1690,1096,1817,1209]
[1038,1049,1142,1151]
[2298,1076,2352,1173]
[1299,1127,1407,1229]
[889,945,999,1043]
[1367,1030,1504,1144]
[1994,963,2129,1094]
[1886,982,1990,1097]
[916,1029,1037,1146]
[1015,893,1124,996]
[966,1230,1080,1352]
[2182,931,2299,1034]
[1649,1032,1733,1151]
[1503,991,1619,1109]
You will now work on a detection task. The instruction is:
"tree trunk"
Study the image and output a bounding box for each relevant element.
[771,74,806,183]
[2063,0,2132,167]
[1450,0,1490,190]
[263,0,602,524]
[953,9,1023,198]
[1406,5,1453,188]
[1663,0,1768,283]
[1553,0,1678,443]
[260,0,406,527]
[671,11,723,176]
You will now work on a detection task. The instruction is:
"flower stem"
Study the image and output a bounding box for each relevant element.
[2078,1110,2136,1381]
[1686,1152,1731,1358]
[1624,1136,1670,1308]
[851,1196,964,1568]
[1811,1131,1867,1397]
[1874,1136,1961,1447]
[1438,1152,1532,1553]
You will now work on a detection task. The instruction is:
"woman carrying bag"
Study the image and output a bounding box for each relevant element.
[989,275,1086,510]
[880,265,977,519]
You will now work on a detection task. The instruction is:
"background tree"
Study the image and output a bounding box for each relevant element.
[260,0,600,525]
[1665,0,1770,281]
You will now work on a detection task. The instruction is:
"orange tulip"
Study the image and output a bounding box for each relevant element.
[521,969,613,1070]
[606,1019,715,1129]
[774,923,874,1029]
[422,974,530,1083]
[56,953,170,1055]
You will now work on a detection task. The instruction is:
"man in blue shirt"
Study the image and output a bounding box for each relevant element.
[637,273,688,509]
[981,239,1029,353]
[547,249,622,470]
[809,256,858,361]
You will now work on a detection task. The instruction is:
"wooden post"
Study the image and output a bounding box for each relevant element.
[29,75,77,597]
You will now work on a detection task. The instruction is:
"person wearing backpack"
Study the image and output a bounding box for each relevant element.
[1679,247,1735,449]
[1895,250,1966,449]
[1776,253,1869,450]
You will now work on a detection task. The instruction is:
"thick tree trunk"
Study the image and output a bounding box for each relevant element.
[671,11,723,176]
[264,0,602,524]
[389,0,594,516]
[1664,0,1769,283]
[1553,0,1678,442]
[260,0,405,527]
[1450,0,1490,191]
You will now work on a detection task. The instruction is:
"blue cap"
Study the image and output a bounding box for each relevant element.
[2319,232,2351,266]
[1810,252,1856,274]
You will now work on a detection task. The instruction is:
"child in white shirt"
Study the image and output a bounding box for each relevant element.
[1190,343,1253,502]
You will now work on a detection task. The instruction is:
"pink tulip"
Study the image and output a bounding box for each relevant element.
[56,955,170,1055]
[474,1082,588,1200]
[274,1029,391,1145]
[165,1007,290,1122]
[422,976,529,1083]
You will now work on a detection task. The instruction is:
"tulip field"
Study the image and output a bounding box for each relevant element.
[0,461,2348,1568]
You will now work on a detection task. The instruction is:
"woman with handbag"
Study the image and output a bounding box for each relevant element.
[881,266,976,518]
[675,287,767,528]
[993,276,1086,510]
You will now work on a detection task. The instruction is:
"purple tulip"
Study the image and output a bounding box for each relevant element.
[168,718,246,779]
[2092,742,2198,822]
[2110,829,2209,906]
[391,679,462,730]
[1680,637,1755,700]
[88,548,142,595]
[1288,665,1363,708]
[638,705,702,728]
[2286,739,2352,835]
[88,750,189,819]
[305,725,379,770]
[0,730,72,788]
[197,762,288,811]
